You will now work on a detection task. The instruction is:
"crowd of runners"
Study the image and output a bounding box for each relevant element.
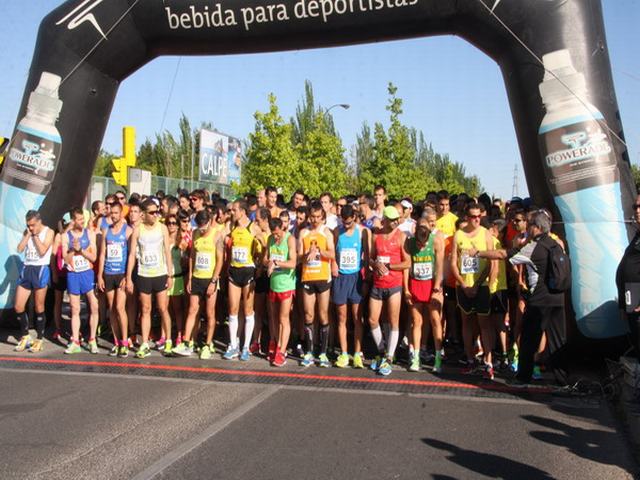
[12,185,566,380]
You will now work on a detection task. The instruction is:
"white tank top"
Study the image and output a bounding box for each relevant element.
[24,227,52,267]
[137,223,168,278]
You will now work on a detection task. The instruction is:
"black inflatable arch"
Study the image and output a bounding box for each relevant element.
[0,0,634,338]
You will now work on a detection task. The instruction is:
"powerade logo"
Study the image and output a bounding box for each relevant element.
[8,139,56,174]
[545,130,611,168]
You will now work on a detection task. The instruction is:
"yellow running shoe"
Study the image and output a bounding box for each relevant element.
[29,339,44,353]
[15,335,32,352]
[353,352,365,369]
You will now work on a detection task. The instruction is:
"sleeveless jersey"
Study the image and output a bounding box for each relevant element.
[336,225,362,275]
[229,222,259,268]
[409,234,436,281]
[104,223,128,275]
[489,236,508,294]
[373,229,403,289]
[454,226,489,287]
[301,227,331,282]
[269,232,296,292]
[192,228,217,279]
[67,229,92,273]
[24,227,51,266]
[137,223,167,278]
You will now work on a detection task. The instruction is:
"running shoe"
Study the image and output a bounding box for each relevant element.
[155,337,166,351]
[52,330,62,341]
[200,344,212,360]
[250,341,262,355]
[318,353,330,368]
[88,339,99,354]
[64,341,82,354]
[352,352,364,369]
[300,352,314,367]
[118,346,129,358]
[173,342,192,357]
[175,334,182,346]
[295,344,305,358]
[335,352,349,368]
[14,335,31,352]
[532,365,543,381]
[408,351,420,372]
[163,339,173,357]
[240,347,250,362]
[510,358,519,373]
[499,353,509,370]
[461,361,478,375]
[29,339,44,353]
[223,346,239,360]
[272,350,286,367]
[378,358,392,376]
[370,355,382,371]
[136,343,151,359]
[109,345,119,357]
[483,364,495,380]
[267,339,277,361]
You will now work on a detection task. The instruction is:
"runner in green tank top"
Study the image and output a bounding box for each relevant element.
[403,216,445,373]
[265,217,297,367]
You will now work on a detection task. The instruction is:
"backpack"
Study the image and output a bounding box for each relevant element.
[542,240,572,293]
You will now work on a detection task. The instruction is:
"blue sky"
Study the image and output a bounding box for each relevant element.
[0,0,638,199]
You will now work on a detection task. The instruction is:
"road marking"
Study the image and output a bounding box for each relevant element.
[0,356,555,394]
[130,385,279,480]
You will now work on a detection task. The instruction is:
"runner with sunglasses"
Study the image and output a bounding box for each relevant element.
[126,199,174,358]
[450,202,496,378]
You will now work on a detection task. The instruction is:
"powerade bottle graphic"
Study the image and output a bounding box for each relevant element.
[0,72,63,309]
[538,50,627,338]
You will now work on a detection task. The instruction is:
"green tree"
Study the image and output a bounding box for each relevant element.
[240,94,302,198]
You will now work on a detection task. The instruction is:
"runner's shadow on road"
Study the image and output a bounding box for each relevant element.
[422,438,555,479]
[522,414,638,474]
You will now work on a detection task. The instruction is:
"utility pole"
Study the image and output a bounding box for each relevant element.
[511,164,519,198]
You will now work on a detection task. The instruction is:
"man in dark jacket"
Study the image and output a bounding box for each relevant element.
[615,194,640,357]
[470,209,569,385]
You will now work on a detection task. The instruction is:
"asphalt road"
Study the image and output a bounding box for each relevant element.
[0,336,637,480]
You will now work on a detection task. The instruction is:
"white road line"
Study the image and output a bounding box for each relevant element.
[130,385,280,480]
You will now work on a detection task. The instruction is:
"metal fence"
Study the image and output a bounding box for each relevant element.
[89,175,234,203]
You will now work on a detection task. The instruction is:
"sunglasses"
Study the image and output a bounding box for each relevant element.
[467,214,481,220]
[180,219,190,223]
[116,196,125,200]
[633,204,640,210]
[166,221,178,225]
[106,202,115,206]
[513,218,524,223]
[146,210,159,215]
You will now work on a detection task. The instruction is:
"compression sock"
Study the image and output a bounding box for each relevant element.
[228,315,239,349]
[319,324,329,355]
[371,325,385,354]
[387,329,400,359]
[243,314,255,350]
[35,312,46,340]
[304,323,314,353]
[16,312,29,337]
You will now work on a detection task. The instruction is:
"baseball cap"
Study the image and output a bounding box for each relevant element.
[383,205,400,220]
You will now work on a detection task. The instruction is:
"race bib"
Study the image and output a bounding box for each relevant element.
[232,246,249,265]
[413,262,433,280]
[460,254,479,275]
[107,243,123,262]
[339,248,358,271]
[271,252,286,270]
[25,248,39,262]
[377,255,390,276]
[195,252,212,271]
[142,252,160,267]
[72,255,90,272]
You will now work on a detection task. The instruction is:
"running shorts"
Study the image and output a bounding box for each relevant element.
[456,285,491,316]
[67,270,95,296]
[18,265,50,291]
[331,273,362,305]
